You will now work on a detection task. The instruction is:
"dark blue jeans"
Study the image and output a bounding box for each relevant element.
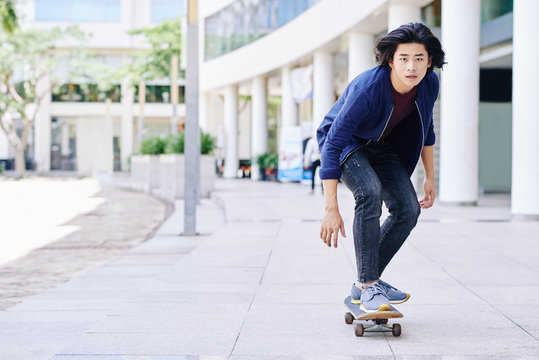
[340,141,420,283]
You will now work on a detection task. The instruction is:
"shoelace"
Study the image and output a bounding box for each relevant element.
[362,283,387,302]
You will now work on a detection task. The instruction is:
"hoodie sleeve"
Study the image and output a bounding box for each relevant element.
[316,85,370,180]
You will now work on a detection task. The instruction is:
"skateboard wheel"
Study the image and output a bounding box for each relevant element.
[381,319,388,325]
[345,312,354,324]
[392,323,401,337]
[354,323,364,337]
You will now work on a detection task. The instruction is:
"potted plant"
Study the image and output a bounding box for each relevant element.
[265,152,279,181]
[131,136,166,192]
[255,152,279,181]
[255,152,269,180]
[159,130,217,199]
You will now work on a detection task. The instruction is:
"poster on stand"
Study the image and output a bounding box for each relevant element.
[278,125,303,182]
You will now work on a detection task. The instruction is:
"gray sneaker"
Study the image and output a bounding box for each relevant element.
[355,283,391,313]
[378,279,410,304]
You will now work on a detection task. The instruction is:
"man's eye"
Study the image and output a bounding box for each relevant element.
[417,58,424,62]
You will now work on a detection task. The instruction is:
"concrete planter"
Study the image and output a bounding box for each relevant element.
[159,154,216,199]
[130,155,160,192]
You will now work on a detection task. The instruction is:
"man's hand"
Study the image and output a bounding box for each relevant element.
[420,177,436,209]
[320,208,346,248]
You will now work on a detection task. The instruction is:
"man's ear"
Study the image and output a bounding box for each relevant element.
[428,55,432,68]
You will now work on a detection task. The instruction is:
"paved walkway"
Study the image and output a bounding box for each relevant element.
[1,178,539,359]
[0,176,167,311]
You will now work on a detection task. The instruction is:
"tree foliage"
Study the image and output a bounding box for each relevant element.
[0,0,18,34]
[127,18,183,82]
[0,25,86,177]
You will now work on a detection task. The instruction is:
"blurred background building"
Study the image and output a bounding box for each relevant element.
[1,0,537,219]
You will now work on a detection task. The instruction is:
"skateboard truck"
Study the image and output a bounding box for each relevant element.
[344,296,403,337]
[345,313,401,337]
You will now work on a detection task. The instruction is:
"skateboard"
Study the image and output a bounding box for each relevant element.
[344,296,403,337]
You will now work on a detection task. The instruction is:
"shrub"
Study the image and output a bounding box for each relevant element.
[164,130,216,155]
[140,137,166,155]
[200,131,216,155]
[164,133,185,154]
[265,152,279,169]
[255,152,279,169]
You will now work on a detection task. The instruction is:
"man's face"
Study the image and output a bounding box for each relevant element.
[389,43,432,93]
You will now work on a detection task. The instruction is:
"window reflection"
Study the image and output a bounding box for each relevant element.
[205,0,320,60]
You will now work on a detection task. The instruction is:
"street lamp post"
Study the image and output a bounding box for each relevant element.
[183,0,199,235]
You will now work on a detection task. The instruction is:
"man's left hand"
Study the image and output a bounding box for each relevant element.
[420,178,436,209]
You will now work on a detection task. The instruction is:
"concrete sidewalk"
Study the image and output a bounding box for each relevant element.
[2,178,539,359]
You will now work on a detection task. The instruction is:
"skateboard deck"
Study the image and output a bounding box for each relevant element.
[344,296,403,337]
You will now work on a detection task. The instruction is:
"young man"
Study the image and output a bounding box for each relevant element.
[317,23,445,312]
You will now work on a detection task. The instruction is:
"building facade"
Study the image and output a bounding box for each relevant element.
[1,0,537,219]
[198,0,537,219]
[0,0,187,175]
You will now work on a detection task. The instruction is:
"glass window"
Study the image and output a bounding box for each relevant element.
[152,0,187,23]
[422,0,441,27]
[36,0,68,21]
[204,0,320,60]
[35,0,121,22]
[481,0,513,23]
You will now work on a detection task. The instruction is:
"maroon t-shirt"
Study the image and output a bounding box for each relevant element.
[379,85,418,141]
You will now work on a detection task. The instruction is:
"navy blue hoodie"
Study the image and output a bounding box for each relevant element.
[317,65,439,180]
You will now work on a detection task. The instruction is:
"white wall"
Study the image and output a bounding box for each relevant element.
[19,0,153,50]
[200,0,387,91]
[48,102,186,119]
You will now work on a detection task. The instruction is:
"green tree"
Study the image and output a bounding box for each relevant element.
[0,0,18,34]
[96,17,183,89]
[127,17,183,82]
[0,26,85,178]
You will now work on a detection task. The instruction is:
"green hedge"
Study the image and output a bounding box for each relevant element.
[140,137,167,155]
[160,130,217,155]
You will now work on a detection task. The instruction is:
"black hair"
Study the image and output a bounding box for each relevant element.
[375,23,446,75]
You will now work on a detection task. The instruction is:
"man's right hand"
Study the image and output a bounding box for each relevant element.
[320,208,346,248]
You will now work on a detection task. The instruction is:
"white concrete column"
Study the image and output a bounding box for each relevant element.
[34,72,52,172]
[439,0,480,205]
[348,32,374,81]
[388,2,421,31]
[199,92,210,132]
[512,0,539,220]
[121,77,134,171]
[281,65,298,127]
[137,79,145,149]
[312,51,334,136]
[223,85,239,179]
[251,76,268,181]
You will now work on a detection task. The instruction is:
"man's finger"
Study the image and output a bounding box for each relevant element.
[340,222,346,238]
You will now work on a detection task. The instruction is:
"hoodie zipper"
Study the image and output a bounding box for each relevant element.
[415,101,425,152]
[376,106,394,141]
